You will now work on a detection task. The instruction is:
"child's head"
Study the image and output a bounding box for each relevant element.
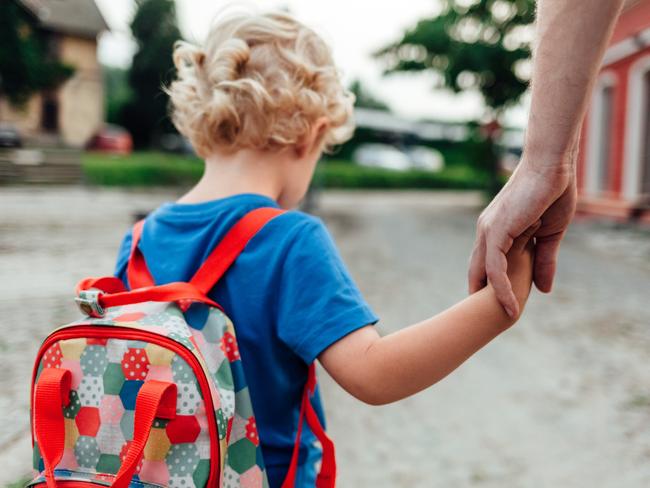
[168,10,354,203]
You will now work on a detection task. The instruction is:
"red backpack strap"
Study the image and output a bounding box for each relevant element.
[126,219,155,290]
[190,207,285,294]
[281,364,336,488]
[33,368,71,488]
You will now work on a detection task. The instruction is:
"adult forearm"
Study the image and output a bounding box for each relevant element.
[524,0,624,169]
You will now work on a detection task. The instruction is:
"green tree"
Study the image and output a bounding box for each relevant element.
[349,79,390,111]
[123,0,182,147]
[377,0,535,193]
[377,0,534,115]
[103,65,132,125]
[0,1,73,106]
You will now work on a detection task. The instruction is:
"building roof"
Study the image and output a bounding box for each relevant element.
[19,0,109,38]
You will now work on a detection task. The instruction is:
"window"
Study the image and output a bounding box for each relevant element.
[641,71,650,196]
[42,91,59,132]
[586,74,616,196]
[596,85,614,193]
[623,55,650,200]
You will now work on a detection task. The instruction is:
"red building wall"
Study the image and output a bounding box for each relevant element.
[577,1,650,218]
[611,0,650,45]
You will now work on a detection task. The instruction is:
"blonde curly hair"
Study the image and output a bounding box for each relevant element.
[167,10,355,157]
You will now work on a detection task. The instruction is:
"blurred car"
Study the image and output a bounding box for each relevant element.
[499,146,523,175]
[87,124,133,154]
[158,133,195,155]
[405,145,444,172]
[353,143,412,171]
[0,123,22,148]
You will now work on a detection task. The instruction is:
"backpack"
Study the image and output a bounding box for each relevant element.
[28,207,336,488]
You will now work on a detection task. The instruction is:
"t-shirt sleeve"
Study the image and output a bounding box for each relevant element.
[275,216,379,364]
[113,229,133,282]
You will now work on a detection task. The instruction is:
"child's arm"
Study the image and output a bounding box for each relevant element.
[318,228,536,406]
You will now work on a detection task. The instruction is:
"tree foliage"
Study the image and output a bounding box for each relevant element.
[0,1,74,106]
[103,65,131,125]
[349,79,391,111]
[377,0,535,116]
[122,0,182,147]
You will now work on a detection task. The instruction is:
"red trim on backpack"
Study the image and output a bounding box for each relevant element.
[30,482,102,488]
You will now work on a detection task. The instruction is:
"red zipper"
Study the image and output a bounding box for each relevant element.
[29,481,108,488]
[31,325,220,487]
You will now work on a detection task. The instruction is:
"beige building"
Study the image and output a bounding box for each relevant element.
[0,0,108,147]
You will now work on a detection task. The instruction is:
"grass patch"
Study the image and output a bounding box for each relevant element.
[82,152,489,190]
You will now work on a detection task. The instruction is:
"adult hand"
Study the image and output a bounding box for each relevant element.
[468,155,577,318]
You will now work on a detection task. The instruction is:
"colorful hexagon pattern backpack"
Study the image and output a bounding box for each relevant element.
[28,207,336,488]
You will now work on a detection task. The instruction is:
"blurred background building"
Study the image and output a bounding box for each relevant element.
[0,0,108,147]
[578,0,650,222]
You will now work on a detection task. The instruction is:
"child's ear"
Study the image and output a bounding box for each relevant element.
[295,117,329,158]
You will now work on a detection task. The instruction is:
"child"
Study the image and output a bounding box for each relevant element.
[114,11,535,487]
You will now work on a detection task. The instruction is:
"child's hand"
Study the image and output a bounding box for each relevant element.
[504,223,538,317]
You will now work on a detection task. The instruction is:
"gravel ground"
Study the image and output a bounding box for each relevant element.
[0,186,649,487]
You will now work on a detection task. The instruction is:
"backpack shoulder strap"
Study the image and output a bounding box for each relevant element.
[190,207,285,294]
[282,364,336,488]
[126,207,284,292]
[126,219,155,289]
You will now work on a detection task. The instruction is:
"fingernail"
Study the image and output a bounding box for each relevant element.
[505,306,515,318]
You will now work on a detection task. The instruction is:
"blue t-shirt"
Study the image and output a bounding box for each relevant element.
[113,193,378,487]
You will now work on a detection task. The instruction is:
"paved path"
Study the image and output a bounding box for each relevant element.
[1,187,649,487]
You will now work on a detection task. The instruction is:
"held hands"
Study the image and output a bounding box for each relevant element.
[504,224,537,317]
[468,155,577,318]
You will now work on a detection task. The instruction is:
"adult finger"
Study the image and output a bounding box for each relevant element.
[468,235,487,293]
[485,233,518,318]
[533,234,562,293]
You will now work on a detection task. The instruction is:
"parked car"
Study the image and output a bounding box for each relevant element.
[158,133,195,155]
[0,123,22,148]
[87,124,133,154]
[353,143,445,172]
[404,145,444,172]
[499,146,523,175]
[353,143,412,171]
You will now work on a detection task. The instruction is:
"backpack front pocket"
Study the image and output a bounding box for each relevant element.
[30,326,220,488]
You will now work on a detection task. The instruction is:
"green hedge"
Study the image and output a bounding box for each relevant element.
[82,152,488,190]
[82,152,203,186]
[315,160,488,190]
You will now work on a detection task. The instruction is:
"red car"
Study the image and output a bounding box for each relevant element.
[87,124,133,154]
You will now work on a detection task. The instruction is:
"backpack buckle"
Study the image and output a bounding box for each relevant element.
[75,290,105,318]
